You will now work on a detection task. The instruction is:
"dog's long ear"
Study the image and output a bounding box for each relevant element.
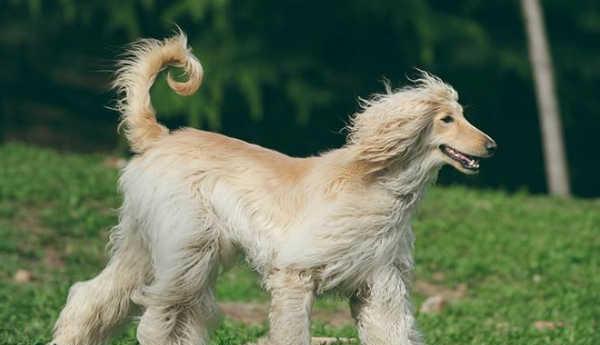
[347,72,457,174]
[347,109,433,174]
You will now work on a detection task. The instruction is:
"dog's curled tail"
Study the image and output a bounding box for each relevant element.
[113,31,203,153]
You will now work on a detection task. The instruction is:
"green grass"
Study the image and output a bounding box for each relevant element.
[0,143,598,344]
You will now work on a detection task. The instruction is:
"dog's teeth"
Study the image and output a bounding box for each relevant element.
[443,146,481,170]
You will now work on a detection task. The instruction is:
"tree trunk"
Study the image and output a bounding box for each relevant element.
[520,0,570,196]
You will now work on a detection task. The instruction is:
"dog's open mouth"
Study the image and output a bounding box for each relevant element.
[440,145,480,171]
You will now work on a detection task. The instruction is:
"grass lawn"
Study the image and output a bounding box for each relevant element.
[0,143,598,345]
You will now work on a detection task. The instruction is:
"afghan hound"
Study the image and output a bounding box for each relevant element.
[50,32,496,345]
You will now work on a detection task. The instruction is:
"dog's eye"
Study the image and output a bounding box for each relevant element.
[441,115,454,123]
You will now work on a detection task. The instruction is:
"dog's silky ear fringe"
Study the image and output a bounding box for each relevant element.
[345,71,454,173]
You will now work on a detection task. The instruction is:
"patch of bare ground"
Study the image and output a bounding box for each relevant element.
[10,207,66,279]
[220,279,467,325]
[415,280,467,300]
[13,269,33,283]
[416,280,467,314]
[12,207,48,236]
[533,320,565,331]
[219,302,353,327]
[43,247,65,268]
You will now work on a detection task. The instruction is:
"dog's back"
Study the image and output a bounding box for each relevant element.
[51,30,494,345]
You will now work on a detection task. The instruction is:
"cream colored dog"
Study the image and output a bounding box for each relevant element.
[51,32,496,345]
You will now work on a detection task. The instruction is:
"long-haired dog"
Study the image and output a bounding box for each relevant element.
[51,32,496,345]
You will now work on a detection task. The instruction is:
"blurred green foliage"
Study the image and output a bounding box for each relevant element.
[1,0,599,196]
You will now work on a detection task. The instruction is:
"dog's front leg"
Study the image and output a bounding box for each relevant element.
[350,266,423,345]
[259,268,316,345]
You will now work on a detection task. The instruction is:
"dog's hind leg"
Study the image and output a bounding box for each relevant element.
[135,230,221,345]
[51,219,151,345]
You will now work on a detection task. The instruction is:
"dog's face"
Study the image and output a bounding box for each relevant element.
[348,73,496,176]
[429,108,496,174]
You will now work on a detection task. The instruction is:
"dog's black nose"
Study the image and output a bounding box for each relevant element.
[485,140,497,156]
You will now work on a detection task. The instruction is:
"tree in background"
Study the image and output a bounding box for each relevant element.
[520,0,570,196]
[2,0,599,196]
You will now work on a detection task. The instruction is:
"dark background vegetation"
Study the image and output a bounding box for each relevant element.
[1,0,599,196]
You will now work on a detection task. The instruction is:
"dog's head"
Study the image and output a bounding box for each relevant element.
[348,72,496,175]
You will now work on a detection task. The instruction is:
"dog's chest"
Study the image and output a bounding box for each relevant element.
[308,194,417,291]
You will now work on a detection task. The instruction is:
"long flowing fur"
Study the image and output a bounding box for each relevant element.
[52,32,494,345]
[347,73,458,174]
[113,31,203,153]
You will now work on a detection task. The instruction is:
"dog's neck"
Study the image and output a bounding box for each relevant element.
[334,146,440,210]
[378,154,440,210]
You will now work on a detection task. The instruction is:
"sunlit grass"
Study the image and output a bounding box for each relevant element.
[0,143,598,344]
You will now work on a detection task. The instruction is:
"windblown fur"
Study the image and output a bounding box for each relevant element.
[51,32,495,345]
[113,31,203,153]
